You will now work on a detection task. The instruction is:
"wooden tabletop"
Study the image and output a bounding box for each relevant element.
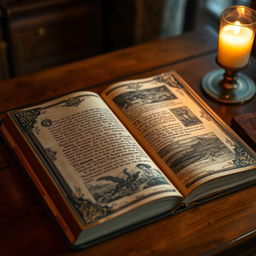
[1,29,256,256]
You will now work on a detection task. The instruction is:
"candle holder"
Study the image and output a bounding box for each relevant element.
[202,58,255,103]
[202,5,256,104]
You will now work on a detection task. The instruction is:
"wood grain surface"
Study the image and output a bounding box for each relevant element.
[1,29,256,256]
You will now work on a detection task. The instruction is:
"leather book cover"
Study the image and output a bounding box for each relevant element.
[231,112,256,152]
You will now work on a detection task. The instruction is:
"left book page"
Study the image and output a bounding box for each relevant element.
[1,91,182,246]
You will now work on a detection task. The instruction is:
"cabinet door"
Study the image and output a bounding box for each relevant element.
[8,1,102,76]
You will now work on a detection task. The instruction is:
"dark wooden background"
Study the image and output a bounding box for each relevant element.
[0,0,222,79]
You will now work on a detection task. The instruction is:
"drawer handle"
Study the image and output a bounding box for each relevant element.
[37,27,46,37]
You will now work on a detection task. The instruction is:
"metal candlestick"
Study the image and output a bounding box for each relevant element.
[202,58,255,104]
[202,5,256,104]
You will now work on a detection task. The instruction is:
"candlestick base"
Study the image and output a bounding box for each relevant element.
[202,69,256,104]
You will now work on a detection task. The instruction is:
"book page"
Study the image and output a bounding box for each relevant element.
[10,91,181,225]
[102,71,256,194]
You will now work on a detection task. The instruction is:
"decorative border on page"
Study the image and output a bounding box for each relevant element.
[11,93,176,225]
[106,71,256,189]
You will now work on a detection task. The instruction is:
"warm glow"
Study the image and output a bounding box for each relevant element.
[217,21,254,68]
[239,7,245,15]
[233,21,241,34]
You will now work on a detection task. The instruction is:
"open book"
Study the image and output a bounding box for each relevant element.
[1,71,256,248]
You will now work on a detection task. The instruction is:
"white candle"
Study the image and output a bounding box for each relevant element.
[217,21,254,68]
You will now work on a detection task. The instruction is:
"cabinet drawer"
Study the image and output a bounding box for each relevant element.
[8,1,102,75]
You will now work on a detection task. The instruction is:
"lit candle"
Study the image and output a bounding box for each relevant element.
[217,21,255,68]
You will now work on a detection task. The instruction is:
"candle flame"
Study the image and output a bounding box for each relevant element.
[239,7,245,15]
[233,21,241,34]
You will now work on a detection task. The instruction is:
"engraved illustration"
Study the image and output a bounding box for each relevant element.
[113,85,177,111]
[170,107,202,127]
[185,142,256,188]
[87,164,171,204]
[158,133,234,175]
[72,187,113,224]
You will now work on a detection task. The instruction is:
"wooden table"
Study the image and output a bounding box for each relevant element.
[1,30,256,256]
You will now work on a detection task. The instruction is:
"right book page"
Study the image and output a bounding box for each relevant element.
[102,71,256,203]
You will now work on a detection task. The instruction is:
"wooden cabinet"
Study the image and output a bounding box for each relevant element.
[3,0,102,76]
[0,9,9,80]
[0,0,204,79]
